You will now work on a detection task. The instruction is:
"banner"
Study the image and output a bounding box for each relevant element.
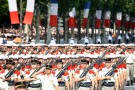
[124,14,130,29]
[116,12,122,28]
[104,11,111,28]
[68,8,77,28]
[8,0,19,24]
[130,17,135,29]
[49,0,58,27]
[23,0,35,24]
[95,10,102,28]
[82,1,90,28]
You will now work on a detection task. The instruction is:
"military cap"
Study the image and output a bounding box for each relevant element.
[105,58,112,63]
[37,61,41,65]
[56,59,62,62]
[46,64,52,69]
[31,60,37,64]
[81,59,89,64]
[15,81,26,88]
[6,60,13,64]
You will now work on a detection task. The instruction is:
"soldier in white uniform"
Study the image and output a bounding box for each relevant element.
[126,49,135,86]
[53,59,70,90]
[32,64,59,90]
[97,58,119,90]
[24,60,41,90]
[74,59,95,90]
[0,60,13,90]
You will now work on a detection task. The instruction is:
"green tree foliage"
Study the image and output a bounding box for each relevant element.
[1,0,135,27]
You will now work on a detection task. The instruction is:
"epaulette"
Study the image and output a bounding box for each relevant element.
[75,69,80,74]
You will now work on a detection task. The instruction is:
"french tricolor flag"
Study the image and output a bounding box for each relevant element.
[82,1,90,28]
[95,10,102,28]
[8,0,19,24]
[116,12,122,28]
[130,17,135,29]
[104,11,111,28]
[68,8,76,28]
[124,14,130,29]
[49,0,58,27]
[23,0,35,24]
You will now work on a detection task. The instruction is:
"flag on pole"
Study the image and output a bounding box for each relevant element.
[49,0,58,27]
[116,12,122,28]
[104,11,111,28]
[124,14,130,29]
[8,0,19,24]
[130,17,135,29]
[23,0,35,24]
[68,8,77,28]
[95,10,102,28]
[82,1,90,28]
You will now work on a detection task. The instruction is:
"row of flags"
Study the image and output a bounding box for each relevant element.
[8,0,35,24]
[8,0,135,29]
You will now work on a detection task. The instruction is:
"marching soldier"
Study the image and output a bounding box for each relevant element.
[0,60,15,90]
[32,64,59,90]
[74,59,95,90]
[53,59,70,90]
[23,60,41,90]
[97,58,119,90]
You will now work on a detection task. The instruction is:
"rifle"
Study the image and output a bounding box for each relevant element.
[30,60,54,78]
[100,56,128,85]
[89,48,96,54]
[77,50,107,87]
[44,50,49,55]
[7,47,18,56]
[119,48,127,54]
[56,60,72,79]
[30,62,47,78]
[51,47,58,54]
[5,59,27,78]
[36,47,43,55]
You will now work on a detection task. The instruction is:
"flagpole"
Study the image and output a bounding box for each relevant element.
[20,0,23,43]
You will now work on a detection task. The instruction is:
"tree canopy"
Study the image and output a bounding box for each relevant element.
[0,0,135,27]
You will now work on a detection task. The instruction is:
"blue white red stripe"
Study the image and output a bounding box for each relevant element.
[116,12,122,28]
[49,0,58,27]
[82,1,90,28]
[95,10,102,28]
[104,11,111,27]
[68,8,77,28]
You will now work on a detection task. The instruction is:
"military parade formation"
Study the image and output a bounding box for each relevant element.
[0,44,134,90]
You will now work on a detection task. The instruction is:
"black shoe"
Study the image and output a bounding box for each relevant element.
[126,81,130,86]
[131,80,133,85]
